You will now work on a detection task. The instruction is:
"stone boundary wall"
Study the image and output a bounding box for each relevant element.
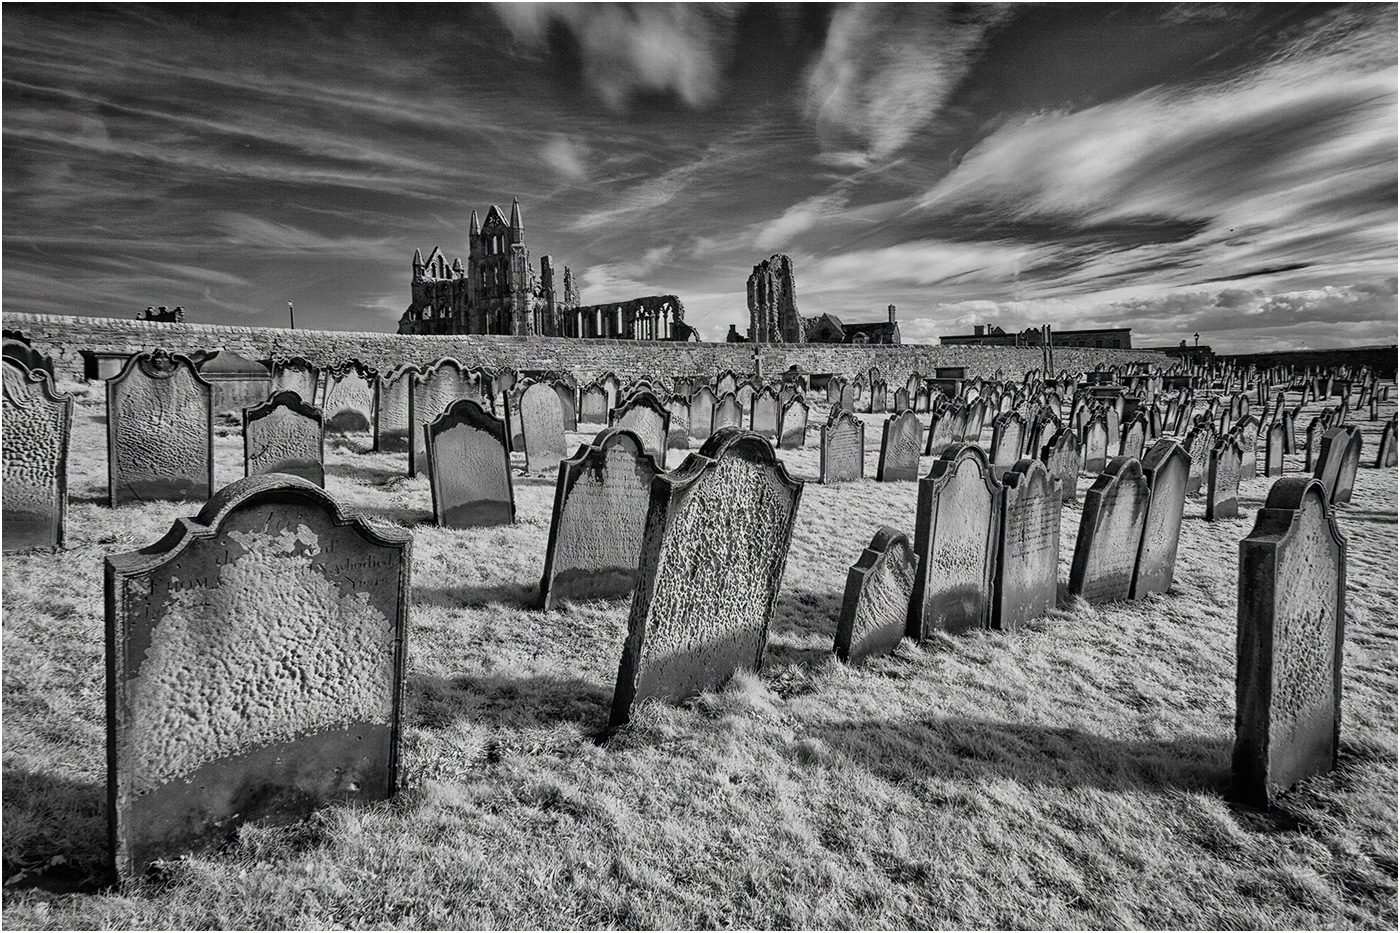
[4,312,1170,384]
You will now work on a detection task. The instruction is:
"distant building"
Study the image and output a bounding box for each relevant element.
[138,305,185,323]
[804,305,901,345]
[940,324,1132,349]
[747,254,805,343]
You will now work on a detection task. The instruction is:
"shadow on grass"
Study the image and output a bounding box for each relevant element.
[414,581,537,610]
[408,671,612,730]
[2,767,110,894]
[349,504,435,526]
[814,715,1232,794]
[766,586,845,669]
[324,457,405,486]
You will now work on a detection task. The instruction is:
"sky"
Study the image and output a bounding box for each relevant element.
[3,2,1396,351]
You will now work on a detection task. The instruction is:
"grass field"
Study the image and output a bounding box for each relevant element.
[3,381,1396,929]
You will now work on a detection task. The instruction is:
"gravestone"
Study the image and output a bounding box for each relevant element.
[734,383,756,422]
[1375,417,1397,468]
[107,352,214,507]
[519,382,569,473]
[271,357,320,402]
[835,527,918,663]
[711,391,743,432]
[1183,423,1217,496]
[869,379,887,414]
[375,366,415,453]
[1041,425,1080,502]
[540,428,661,610]
[690,386,717,441]
[1120,415,1148,460]
[876,410,922,482]
[105,474,411,882]
[826,377,843,404]
[908,444,1002,638]
[580,383,610,424]
[1264,421,1286,477]
[2,359,73,550]
[1282,408,1299,455]
[1082,417,1110,474]
[778,396,809,450]
[666,395,692,450]
[750,387,780,440]
[1316,426,1363,505]
[1129,438,1190,599]
[1235,415,1260,479]
[243,390,325,486]
[409,360,482,475]
[820,408,865,484]
[1233,477,1346,808]
[715,370,739,398]
[1068,456,1151,603]
[893,387,910,413]
[924,407,958,458]
[611,390,671,469]
[993,458,1060,631]
[609,429,803,726]
[1207,435,1244,521]
[323,362,377,439]
[553,380,579,432]
[425,399,515,527]
[989,412,1027,479]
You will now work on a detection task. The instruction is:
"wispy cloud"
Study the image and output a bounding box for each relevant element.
[540,134,590,182]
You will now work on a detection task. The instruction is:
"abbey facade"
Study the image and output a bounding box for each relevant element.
[398,199,692,341]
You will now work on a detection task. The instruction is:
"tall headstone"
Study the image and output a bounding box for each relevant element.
[924,406,958,458]
[105,475,411,882]
[820,408,865,484]
[580,382,610,424]
[1184,423,1217,496]
[553,380,579,432]
[992,458,1060,631]
[2,359,73,550]
[1068,456,1151,603]
[835,527,917,663]
[609,429,803,726]
[1207,435,1244,521]
[1233,477,1346,807]
[611,390,671,470]
[425,399,515,527]
[1041,425,1080,502]
[1081,417,1110,474]
[409,360,482,475]
[375,366,416,453]
[540,428,661,610]
[270,357,320,402]
[908,445,1002,638]
[243,390,325,486]
[1263,421,1286,477]
[1129,438,1190,599]
[989,412,1027,480]
[666,395,692,451]
[519,382,569,473]
[107,351,214,507]
[322,362,377,440]
[876,410,922,482]
[1235,415,1260,479]
[1316,425,1363,505]
[712,391,743,433]
[778,396,809,450]
[689,386,717,442]
[750,386,780,440]
[1375,416,1397,468]
[1119,414,1148,460]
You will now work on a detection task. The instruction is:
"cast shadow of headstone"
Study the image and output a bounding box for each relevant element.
[413,580,537,610]
[814,715,1232,795]
[2,767,109,894]
[765,585,846,669]
[409,672,612,731]
[323,458,405,486]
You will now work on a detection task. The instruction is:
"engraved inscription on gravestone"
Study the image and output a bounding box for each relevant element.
[821,409,865,484]
[993,458,1060,631]
[877,410,922,482]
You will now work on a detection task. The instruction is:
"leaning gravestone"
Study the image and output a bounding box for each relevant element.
[876,410,922,482]
[750,387,780,440]
[1068,456,1151,603]
[1233,477,1346,808]
[820,408,865,484]
[105,474,411,882]
[519,382,569,473]
[1206,435,1244,521]
[1318,425,1363,505]
[1234,415,1260,479]
[989,412,1027,479]
[425,399,515,527]
[835,527,918,664]
[1129,438,1190,599]
[1120,415,1148,460]
[1041,425,1080,503]
[553,380,578,432]
[322,362,378,440]
[1081,417,1110,474]
[3,358,73,550]
[778,396,809,450]
[107,351,214,507]
[1375,416,1397,468]
[1183,423,1217,496]
[611,391,671,470]
[924,406,959,458]
[540,428,661,610]
[609,429,803,726]
[908,444,1002,638]
[243,390,325,486]
[992,458,1060,631]
[1263,421,1286,477]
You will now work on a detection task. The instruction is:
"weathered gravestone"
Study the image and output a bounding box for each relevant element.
[1375,416,1397,468]
[1041,425,1080,502]
[924,406,958,458]
[1082,417,1110,474]
[1233,477,1346,808]
[666,395,692,450]
[908,444,1002,638]
[734,383,756,421]
[876,410,922,482]
[1130,438,1190,599]
[1120,414,1148,460]
[778,396,809,450]
[1264,421,1286,477]
[519,382,569,473]
[993,458,1060,631]
[409,360,482,475]
[1184,423,1217,496]
[540,428,661,610]
[820,408,865,484]
[1235,415,1260,479]
[580,382,610,424]
[989,412,1027,480]
[425,399,515,527]
[271,357,320,402]
[322,362,377,440]
[1207,435,1244,521]
[3,358,73,550]
[107,351,214,507]
[611,390,671,470]
[712,391,743,432]
[243,390,325,486]
[1314,425,1363,505]
[375,366,415,453]
[750,386,780,440]
[1068,456,1151,603]
[715,370,739,398]
[105,474,411,882]
[553,380,579,432]
[690,386,717,441]
[839,380,858,412]
[609,429,803,726]
[835,526,918,663]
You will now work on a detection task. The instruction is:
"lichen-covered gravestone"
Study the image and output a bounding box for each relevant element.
[375,366,416,453]
[243,390,325,486]
[425,399,515,527]
[3,358,73,550]
[519,381,569,473]
[908,444,1003,638]
[1041,425,1080,503]
[820,408,865,484]
[834,526,918,663]
[993,458,1060,631]
[1233,477,1346,808]
[1068,456,1151,603]
[540,428,661,610]
[1207,435,1244,521]
[105,474,411,882]
[1130,438,1190,599]
[778,396,809,450]
[611,391,671,470]
[876,410,922,482]
[107,351,214,507]
[609,429,803,726]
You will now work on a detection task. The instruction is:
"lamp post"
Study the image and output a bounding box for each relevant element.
[288,301,296,330]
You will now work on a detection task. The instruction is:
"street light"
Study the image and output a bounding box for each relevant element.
[1193,332,1199,346]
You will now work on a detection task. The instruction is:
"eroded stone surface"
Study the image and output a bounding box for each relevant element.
[520,382,568,473]
[751,388,780,439]
[778,397,809,450]
[909,445,1001,637]
[1081,418,1109,474]
[323,364,377,437]
[712,391,743,432]
[1130,438,1189,599]
[409,360,481,474]
[244,390,325,486]
[425,400,515,527]
[821,409,865,484]
[612,392,670,469]
[1207,436,1243,521]
[877,410,922,482]
[3,359,73,550]
[993,458,1059,630]
[835,526,917,663]
[1068,456,1151,603]
[105,475,410,881]
[580,383,610,424]
[1042,426,1080,503]
[107,353,213,507]
[376,367,415,453]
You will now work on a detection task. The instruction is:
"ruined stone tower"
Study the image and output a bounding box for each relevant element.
[747,254,805,344]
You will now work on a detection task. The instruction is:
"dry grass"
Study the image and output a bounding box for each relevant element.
[2,382,1396,929]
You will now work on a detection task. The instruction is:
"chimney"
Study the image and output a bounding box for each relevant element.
[973,324,985,337]
[888,303,896,323]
